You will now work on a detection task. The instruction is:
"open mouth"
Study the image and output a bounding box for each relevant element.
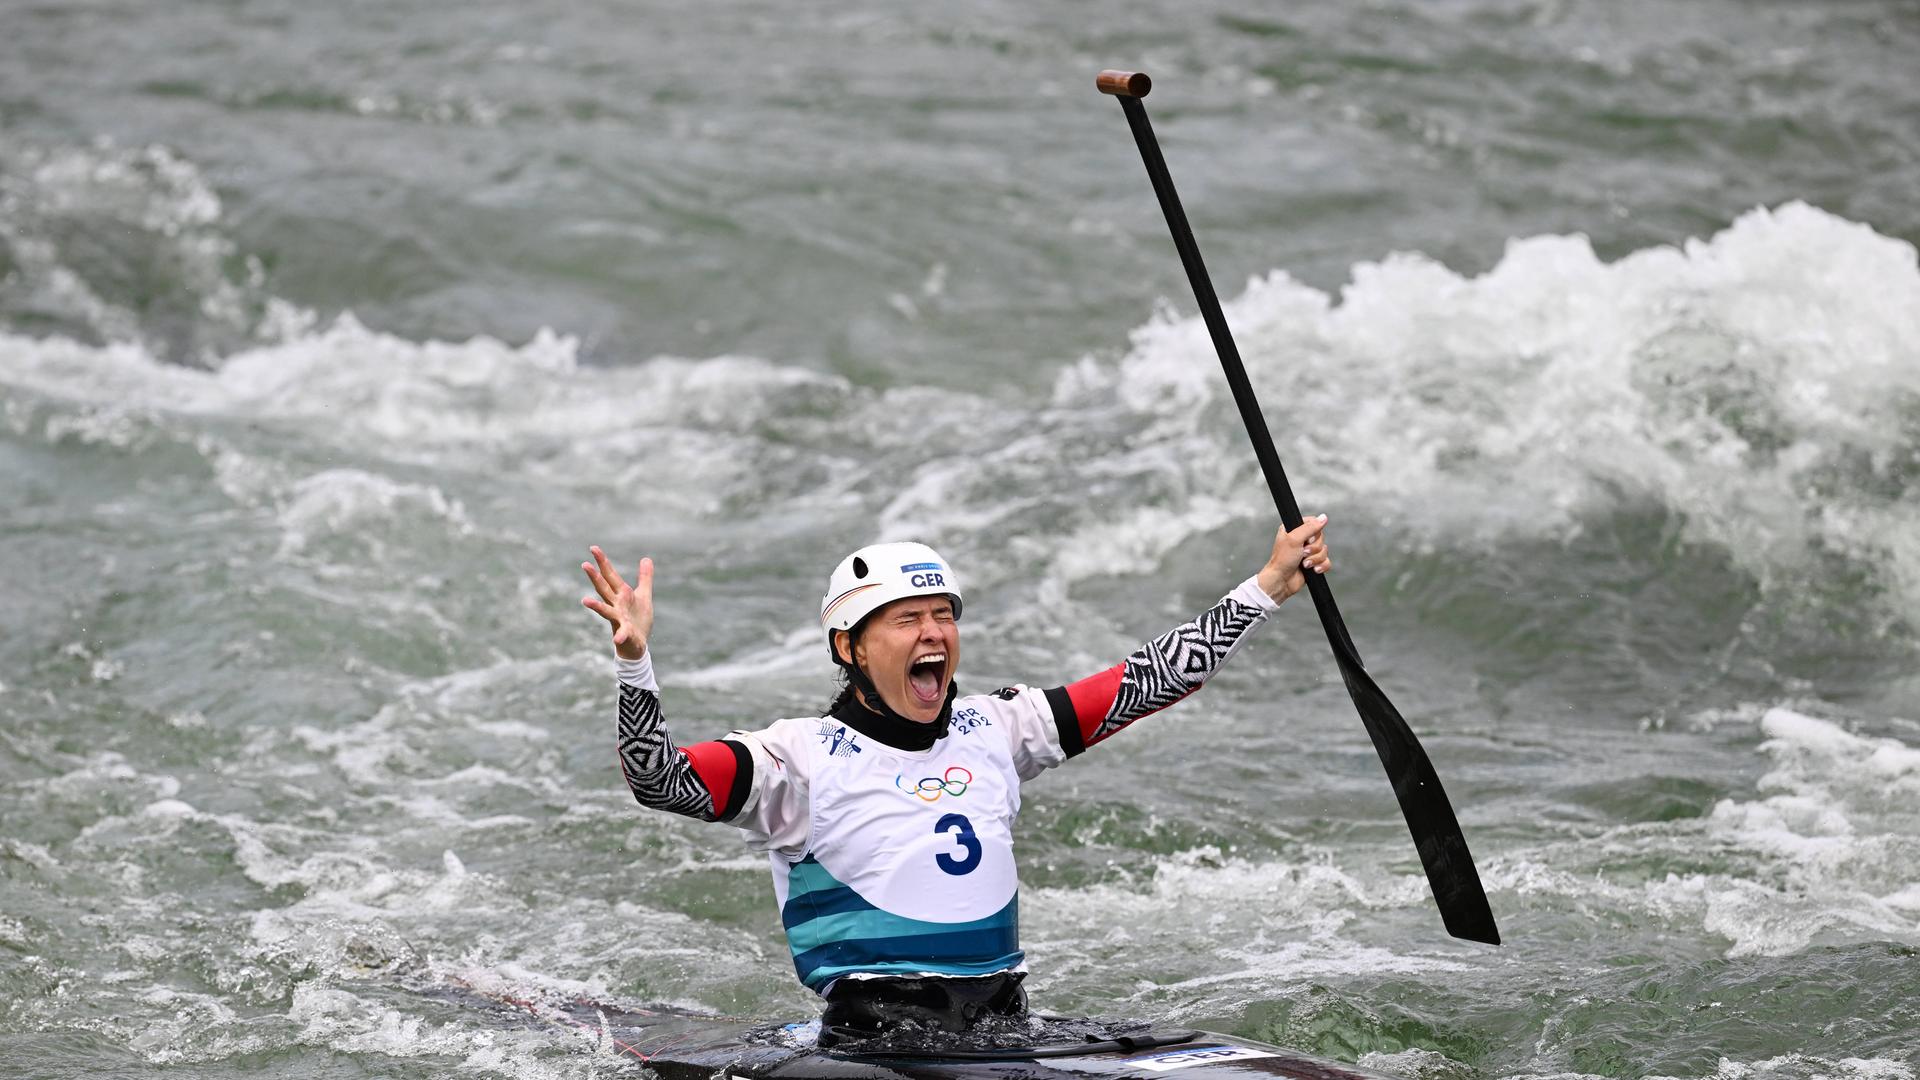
[907,652,947,705]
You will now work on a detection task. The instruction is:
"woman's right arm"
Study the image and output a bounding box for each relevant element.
[614,650,753,821]
[585,546,804,846]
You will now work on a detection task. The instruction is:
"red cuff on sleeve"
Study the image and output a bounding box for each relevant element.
[1064,664,1125,746]
[681,741,741,819]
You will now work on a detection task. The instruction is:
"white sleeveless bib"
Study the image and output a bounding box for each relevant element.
[771,705,1024,991]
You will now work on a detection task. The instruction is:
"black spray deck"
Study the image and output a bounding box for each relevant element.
[435,982,1399,1080]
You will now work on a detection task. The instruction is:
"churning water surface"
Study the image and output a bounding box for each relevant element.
[2,2,1918,1077]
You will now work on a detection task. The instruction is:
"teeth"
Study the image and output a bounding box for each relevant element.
[913,653,946,666]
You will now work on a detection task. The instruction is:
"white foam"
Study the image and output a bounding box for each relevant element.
[404,655,583,718]
[1,140,290,355]
[0,313,887,556]
[1486,704,1920,959]
[445,960,615,1005]
[275,468,474,556]
[290,703,423,787]
[1058,202,1920,614]
[418,764,550,790]
[1644,1055,1918,1080]
[288,984,600,1077]
[6,200,1917,665]
[1675,707,1920,956]
[1024,847,1472,1003]
[1756,709,1920,788]
[1,839,60,872]
[1037,495,1243,602]
[141,798,198,820]
[34,752,179,803]
[1140,932,1471,998]
[389,794,533,831]
[1358,1046,1475,1080]
[462,720,550,742]
[123,986,267,1065]
[672,624,825,689]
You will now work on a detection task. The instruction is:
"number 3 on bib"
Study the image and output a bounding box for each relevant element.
[934,813,981,875]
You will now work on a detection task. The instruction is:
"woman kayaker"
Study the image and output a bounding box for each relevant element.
[580,518,1330,1044]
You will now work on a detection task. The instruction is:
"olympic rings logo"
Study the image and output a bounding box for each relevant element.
[895,766,973,802]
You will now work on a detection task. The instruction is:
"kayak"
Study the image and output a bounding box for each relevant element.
[433,981,1401,1080]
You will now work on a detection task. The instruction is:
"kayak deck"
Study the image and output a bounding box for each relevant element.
[432,982,1400,1080]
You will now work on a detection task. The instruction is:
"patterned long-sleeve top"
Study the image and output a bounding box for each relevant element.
[613,575,1280,846]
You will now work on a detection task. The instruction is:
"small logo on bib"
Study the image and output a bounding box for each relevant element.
[817,722,864,758]
[895,765,972,801]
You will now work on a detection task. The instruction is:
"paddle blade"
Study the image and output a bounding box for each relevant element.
[1335,653,1500,944]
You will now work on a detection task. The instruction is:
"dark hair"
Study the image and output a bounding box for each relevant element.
[824,621,863,714]
[826,671,859,714]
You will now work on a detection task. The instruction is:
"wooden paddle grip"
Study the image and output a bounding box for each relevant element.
[1096,70,1151,98]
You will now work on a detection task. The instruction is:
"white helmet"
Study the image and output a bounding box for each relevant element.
[820,541,963,652]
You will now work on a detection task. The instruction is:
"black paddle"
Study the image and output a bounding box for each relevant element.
[1097,69,1499,945]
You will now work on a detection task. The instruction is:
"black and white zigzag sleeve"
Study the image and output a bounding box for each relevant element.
[617,683,721,820]
[614,652,753,822]
[1039,579,1275,756]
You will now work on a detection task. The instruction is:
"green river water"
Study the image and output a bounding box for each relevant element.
[2,2,1918,1077]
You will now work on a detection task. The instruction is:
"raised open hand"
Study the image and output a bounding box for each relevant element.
[581,546,654,660]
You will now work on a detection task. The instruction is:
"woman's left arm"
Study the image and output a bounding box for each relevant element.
[1041,515,1330,758]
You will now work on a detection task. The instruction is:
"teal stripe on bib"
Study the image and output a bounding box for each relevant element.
[786,899,1018,953]
[782,856,1021,991]
[790,918,1023,991]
